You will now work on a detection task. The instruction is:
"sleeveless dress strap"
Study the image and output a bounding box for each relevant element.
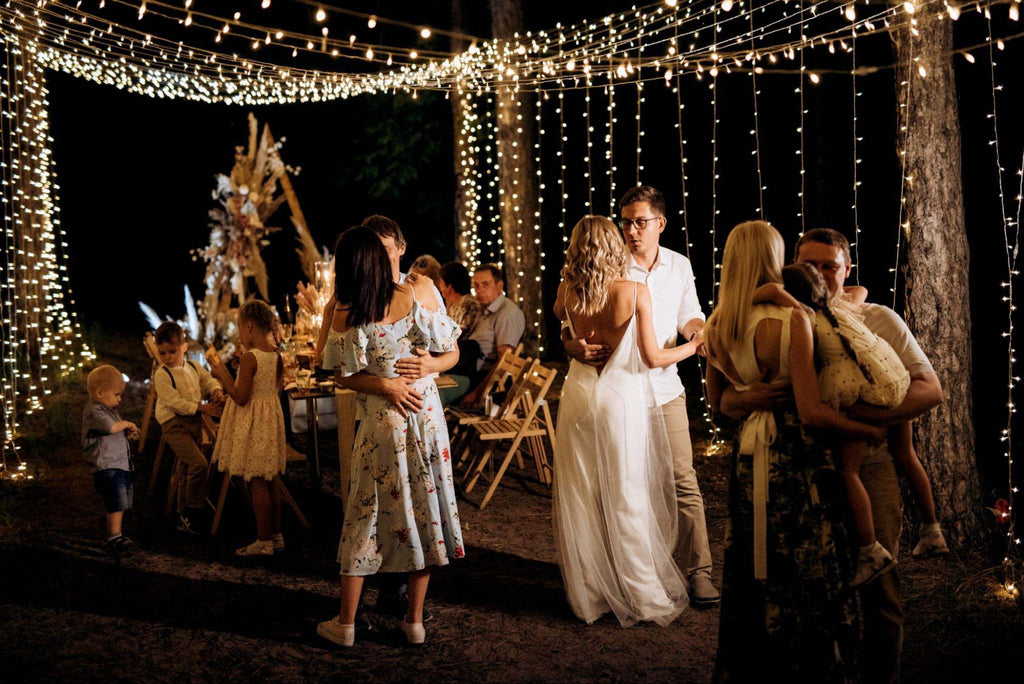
[632,281,638,316]
[408,282,418,303]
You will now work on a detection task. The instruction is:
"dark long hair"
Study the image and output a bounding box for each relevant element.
[781,263,875,383]
[334,226,396,327]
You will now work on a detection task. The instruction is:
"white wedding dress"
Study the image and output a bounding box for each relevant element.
[553,286,688,626]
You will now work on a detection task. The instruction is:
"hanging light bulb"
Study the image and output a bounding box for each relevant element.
[420,28,432,39]
[903,1,916,14]
[138,1,146,20]
[1011,3,1020,21]
[366,48,374,60]
[721,0,734,11]
[184,13,192,27]
[946,2,961,20]
[261,0,271,8]
[368,16,377,29]
[844,4,856,21]
[315,7,326,22]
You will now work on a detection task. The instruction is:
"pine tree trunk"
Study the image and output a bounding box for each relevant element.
[891,9,983,547]
[490,0,544,355]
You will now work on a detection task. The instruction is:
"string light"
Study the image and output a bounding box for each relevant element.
[984,0,1023,598]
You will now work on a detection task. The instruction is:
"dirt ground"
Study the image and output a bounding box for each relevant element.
[1,339,1022,683]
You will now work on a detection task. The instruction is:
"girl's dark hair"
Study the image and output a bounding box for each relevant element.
[781,264,875,383]
[334,226,395,327]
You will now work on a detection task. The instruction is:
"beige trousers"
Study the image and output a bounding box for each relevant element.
[661,394,713,577]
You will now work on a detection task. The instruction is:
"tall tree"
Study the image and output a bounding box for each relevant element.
[891,8,983,546]
[490,0,544,354]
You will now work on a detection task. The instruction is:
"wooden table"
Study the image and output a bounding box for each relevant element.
[286,385,336,490]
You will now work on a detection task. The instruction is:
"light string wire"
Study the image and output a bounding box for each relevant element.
[797,0,807,235]
[4,0,945,106]
[985,2,1023,595]
[749,0,766,220]
[891,21,913,305]
[851,21,861,283]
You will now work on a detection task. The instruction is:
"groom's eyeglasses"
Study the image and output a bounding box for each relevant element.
[619,216,662,231]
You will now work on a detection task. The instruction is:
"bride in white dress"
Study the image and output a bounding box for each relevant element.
[553,216,704,626]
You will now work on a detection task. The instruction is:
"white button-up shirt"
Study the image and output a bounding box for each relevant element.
[627,246,705,405]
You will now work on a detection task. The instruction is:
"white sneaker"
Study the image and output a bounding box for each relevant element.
[912,527,949,558]
[851,541,897,588]
[271,533,286,552]
[401,618,426,645]
[317,617,355,647]
[235,539,274,557]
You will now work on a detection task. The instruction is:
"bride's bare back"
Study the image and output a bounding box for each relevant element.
[556,278,699,371]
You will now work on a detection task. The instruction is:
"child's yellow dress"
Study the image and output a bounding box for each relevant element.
[212,349,286,480]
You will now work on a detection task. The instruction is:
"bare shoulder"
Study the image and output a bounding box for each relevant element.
[412,278,441,309]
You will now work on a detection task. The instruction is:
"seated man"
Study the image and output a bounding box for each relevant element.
[459,263,526,407]
[437,261,484,406]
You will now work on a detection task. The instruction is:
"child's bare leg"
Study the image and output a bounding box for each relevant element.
[106,511,124,538]
[840,440,876,546]
[888,422,938,525]
[270,477,282,535]
[340,575,365,624]
[250,477,273,541]
[405,568,431,624]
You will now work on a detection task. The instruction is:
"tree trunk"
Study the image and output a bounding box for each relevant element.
[891,9,983,547]
[451,0,476,267]
[490,0,544,355]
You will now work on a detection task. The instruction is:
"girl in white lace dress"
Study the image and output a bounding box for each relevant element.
[208,300,287,557]
[762,263,945,586]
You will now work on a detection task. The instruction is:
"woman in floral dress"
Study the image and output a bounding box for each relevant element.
[317,226,463,648]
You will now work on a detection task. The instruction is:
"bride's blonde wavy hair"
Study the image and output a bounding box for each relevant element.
[561,215,629,316]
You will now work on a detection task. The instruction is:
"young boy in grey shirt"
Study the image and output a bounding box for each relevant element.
[82,364,139,553]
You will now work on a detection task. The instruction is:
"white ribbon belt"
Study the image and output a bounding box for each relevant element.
[738,410,778,580]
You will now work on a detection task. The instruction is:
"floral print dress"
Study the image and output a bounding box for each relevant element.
[323,295,465,576]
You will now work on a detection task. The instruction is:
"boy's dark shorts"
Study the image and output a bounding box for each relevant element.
[93,469,133,513]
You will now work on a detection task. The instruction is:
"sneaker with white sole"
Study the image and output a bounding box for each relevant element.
[235,539,274,557]
[400,618,426,645]
[851,541,897,588]
[317,617,355,647]
[912,526,949,558]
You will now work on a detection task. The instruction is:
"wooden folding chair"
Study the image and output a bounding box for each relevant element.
[209,444,311,535]
[461,362,559,509]
[139,333,161,468]
[446,348,532,451]
[445,342,525,413]
[454,358,538,471]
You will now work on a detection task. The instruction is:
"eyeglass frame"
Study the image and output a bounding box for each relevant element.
[618,215,665,231]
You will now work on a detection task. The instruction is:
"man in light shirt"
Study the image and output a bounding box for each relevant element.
[562,185,719,606]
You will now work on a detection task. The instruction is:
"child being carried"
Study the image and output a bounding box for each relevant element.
[758,263,948,587]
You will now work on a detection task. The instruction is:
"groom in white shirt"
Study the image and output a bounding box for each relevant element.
[562,185,719,606]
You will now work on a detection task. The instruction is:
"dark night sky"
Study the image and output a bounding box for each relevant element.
[43,1,1023,495]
